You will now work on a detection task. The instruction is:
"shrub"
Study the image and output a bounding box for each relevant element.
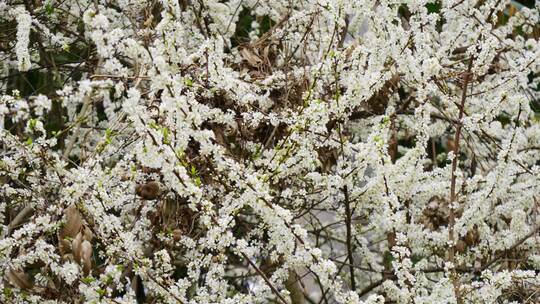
[0,1,539,303]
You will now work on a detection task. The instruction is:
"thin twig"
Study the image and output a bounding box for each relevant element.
[448,57,474,304]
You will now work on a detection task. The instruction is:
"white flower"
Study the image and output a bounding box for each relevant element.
[34,95,51,116]
[15,8,32,71]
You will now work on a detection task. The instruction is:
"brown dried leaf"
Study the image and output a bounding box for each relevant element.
[136,181,160,200]
[63,253,75,262]
[6,269,32,289]
[464,228,480,246]
[455,239,467,253]
[262,45,270,63]
[507,5,517,17]
[345,41,359,60]
[60,205,82,239]
[212,127,227,147]
[81,240,93,274]
[82,226,94,242]
[59,239,71,256]
[172,229,183,241]
[58,205,82,256]
[72,232,83,263]
[240,48,262,66]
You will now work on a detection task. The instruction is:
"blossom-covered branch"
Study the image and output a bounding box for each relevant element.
[0,0,539,303]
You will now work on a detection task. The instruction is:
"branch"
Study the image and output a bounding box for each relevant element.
[448,57,474,304]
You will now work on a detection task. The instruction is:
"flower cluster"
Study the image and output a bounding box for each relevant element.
[0,0,539,303]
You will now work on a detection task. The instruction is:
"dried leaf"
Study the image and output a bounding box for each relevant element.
[240,48,262,66]
[136,181,160,200]
[6,269,32,289]
[173,229,183,241]
[262,45,270,63]
[82,226,94,242]
[72,232,83,263]
[455,239,467,253]
[59,239,71,256]
[464,228,480,246]
[507,5,517,17]
[81,240,93,274]
[60,205,82,240]
[345,41,359,59]
[63,253,75,262]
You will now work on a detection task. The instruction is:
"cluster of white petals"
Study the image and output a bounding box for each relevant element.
[0,0,539,303]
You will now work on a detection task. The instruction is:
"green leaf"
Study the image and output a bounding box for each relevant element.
[3,288,13,298]
[175,148,184,159]
[45,3,54,15]
[105,128,114,145]
[81,277,95,284]
[28,118,37,130]
[190,165,198,176]
[162,127,170,144]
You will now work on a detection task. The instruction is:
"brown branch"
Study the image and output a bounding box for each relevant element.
[479,225,540,273]
[448,57,474,304]
[343,185,356,291]
[242,253,289,304]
